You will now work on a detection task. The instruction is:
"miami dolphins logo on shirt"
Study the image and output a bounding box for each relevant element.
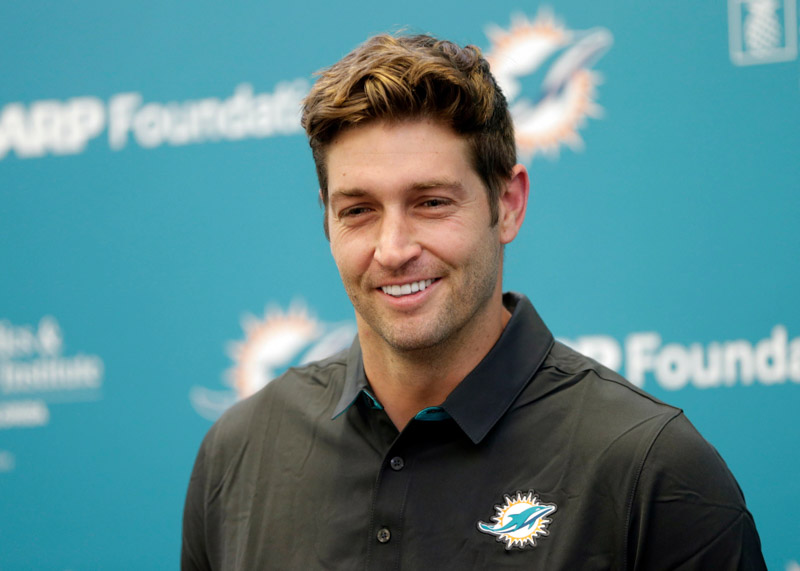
[477,491,557,549]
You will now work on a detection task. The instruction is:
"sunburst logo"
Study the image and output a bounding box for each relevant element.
[189,300,356,420]
[477,491,557,549]
[226,303,321,400]
[485,9,613,160]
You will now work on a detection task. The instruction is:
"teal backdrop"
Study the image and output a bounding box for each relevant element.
[2,1,799,569]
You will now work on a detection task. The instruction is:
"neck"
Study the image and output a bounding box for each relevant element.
[359,294,512,431]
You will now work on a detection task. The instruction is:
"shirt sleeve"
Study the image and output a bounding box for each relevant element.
[181,435,212,571]
[626,414,766,570]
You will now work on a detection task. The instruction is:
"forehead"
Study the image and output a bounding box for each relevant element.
[325,120,475,194]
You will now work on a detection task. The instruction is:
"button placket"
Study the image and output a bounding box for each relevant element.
[367,439,417,567]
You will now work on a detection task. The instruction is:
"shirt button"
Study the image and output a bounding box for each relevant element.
[389,456,405,471]
[377,527,391,543]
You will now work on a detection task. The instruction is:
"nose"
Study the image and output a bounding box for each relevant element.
[374,210,422,270]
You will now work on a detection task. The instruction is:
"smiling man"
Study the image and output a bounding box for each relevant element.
[324,118,527,430]
[182,34,766,570]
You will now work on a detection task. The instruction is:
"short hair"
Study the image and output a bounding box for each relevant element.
[301,33,516,237]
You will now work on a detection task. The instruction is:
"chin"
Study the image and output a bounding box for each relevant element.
[379,324,453,353]
[385,337,438,353]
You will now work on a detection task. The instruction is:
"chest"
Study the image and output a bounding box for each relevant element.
[220,411,641,570]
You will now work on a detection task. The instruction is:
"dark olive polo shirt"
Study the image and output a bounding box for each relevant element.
[182,293,765,570]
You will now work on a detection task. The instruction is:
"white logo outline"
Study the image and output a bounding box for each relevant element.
[485,8,613,160]
[189,300,355,421]
[477,490,557,550]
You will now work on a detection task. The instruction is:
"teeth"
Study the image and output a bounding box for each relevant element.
[382,279,434,297]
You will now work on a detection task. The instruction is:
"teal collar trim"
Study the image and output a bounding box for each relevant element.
[362,389,383,410]
[331,293,554,444]
[334,392,448,421]
[414,406,450,421]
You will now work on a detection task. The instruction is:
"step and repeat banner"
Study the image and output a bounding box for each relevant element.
[2,1,798,569]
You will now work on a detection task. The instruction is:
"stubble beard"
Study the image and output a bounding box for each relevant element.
[346,243,502,355]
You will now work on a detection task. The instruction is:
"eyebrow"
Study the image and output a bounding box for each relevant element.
[330,179,465,201]
[409,179,464,192]
[330,189,369,199]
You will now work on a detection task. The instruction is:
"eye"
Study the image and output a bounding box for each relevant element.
[420,198,451,208]
[338,205,372,218]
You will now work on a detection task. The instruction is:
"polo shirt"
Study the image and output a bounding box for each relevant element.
[182,292,766,570]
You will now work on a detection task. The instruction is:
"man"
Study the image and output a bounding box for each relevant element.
[182,34,765,569]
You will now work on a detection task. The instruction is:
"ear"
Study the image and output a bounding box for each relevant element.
[498,164,529,245]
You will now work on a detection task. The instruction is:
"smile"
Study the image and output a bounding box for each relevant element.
[380,279,435,297]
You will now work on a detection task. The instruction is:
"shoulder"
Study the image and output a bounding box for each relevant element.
[542,342,742,496]
[543,344,740,492]
[182,349,350,568]
[536,340,682,426]
[537,343,764,567]
[504,341,685,491]
[198,348,349,470]
[637,412,746,507]
[627,413,765,568]
[523,341,693,489]
[539,342,740,479]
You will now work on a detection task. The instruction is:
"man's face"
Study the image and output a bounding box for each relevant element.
[326,119,507,353]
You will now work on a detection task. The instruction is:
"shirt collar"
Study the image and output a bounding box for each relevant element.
[331,338,369,418]
[332,292,554,444]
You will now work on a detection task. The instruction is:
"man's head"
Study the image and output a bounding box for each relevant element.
[301,33,516,237]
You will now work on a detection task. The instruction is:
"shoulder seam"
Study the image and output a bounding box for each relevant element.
[621,409,683,570]
[547,360,680,412]
[284,355,347,377]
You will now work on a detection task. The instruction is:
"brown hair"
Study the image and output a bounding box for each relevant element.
[301,33,516,236]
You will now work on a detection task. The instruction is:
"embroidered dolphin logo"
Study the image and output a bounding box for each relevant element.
[478,503,555,535]
[477,491,557,549]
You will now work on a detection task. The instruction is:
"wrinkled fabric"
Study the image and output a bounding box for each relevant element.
[182,293,765,570]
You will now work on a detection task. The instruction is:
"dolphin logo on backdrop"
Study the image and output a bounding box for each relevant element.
[190,300,355,420]
[485,8,613,160]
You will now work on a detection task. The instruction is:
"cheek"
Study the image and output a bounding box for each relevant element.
[419,219,493,261]
[330,235,373,277]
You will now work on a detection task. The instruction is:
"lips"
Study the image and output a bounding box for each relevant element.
[380,278,435,297]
